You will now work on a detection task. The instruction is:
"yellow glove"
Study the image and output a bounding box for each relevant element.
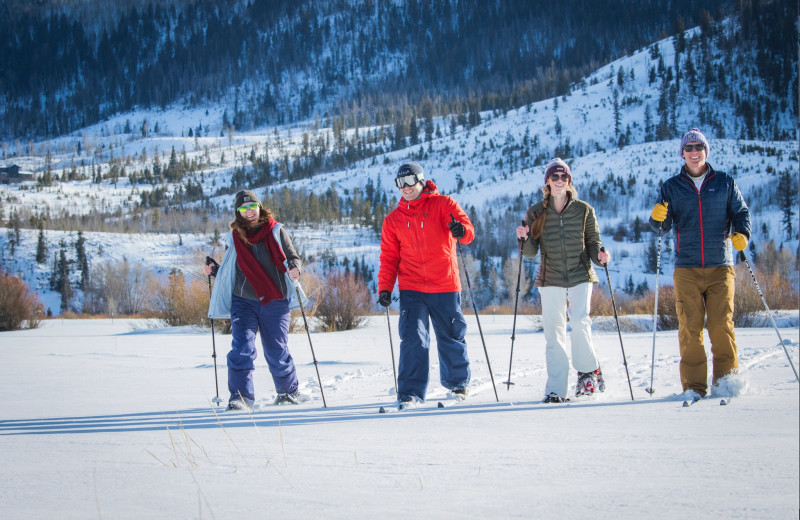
[730,232,748,251]
[650,202,668,222]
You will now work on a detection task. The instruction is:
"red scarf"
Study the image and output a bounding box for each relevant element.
[232,218,287,305]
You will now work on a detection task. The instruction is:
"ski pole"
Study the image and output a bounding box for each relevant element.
[504,220,526,390]
[295,285,328,407]
[646,224,663,395]
[451,214,499,402]
[600,247,634,401]
[204,257,223,406]
[738,251,799,383]
[384,303,398,395]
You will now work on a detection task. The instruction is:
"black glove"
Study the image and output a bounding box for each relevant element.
[378,291,392,307]
[448,220,465,239]
[205,256,220,278]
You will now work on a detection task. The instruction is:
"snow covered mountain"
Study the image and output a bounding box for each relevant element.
[0,11,797,315]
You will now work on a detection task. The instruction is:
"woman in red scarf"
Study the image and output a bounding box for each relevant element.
[205,190,303,409]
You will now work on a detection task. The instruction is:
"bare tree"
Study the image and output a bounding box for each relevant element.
[501,254,531,304]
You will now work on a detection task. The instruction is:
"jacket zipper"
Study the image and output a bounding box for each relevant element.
[697,193,705,267]
[559,212,568,286]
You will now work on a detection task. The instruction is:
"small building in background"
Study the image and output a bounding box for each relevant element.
[0,165,34,184]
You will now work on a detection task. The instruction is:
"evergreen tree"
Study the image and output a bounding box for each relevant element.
[75,231,89,291]
[646,238,663,274]
[35,222,47,264]
[778,170,796,238]
[626,275,635,295]
[633,216,643,242]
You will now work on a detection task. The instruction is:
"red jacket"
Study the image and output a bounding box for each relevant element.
[378,180,474,293]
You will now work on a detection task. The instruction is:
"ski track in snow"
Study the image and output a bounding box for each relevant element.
[0,317,797,519]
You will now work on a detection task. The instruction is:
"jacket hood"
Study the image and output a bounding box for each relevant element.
[421,179,438,194]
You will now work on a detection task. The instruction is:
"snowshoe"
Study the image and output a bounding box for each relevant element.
[273,392,300,405]
[575,370,597,396]
[543,392,568,403]
[596,369,606,392]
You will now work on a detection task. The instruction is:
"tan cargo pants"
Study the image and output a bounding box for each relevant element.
[673,266,738,396]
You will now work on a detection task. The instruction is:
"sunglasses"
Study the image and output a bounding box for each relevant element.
[683,144,706,152]
[549,173,571,182]
[237,202,259,214]
[395,173,422,189]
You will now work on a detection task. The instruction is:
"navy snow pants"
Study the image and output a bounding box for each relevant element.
[397,290,470,401]
[227,295,298,404]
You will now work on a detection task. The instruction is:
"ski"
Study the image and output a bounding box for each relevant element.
[379,401,418,414]
[436,396,466,408]
[682,396,702,407]
[436,389,468,408]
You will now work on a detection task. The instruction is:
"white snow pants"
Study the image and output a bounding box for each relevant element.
[539,282,600,398]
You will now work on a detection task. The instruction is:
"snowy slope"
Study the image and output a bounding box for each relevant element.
[0,316,798,519]
[0,22,797,313]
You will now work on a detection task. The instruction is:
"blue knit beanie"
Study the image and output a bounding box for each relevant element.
[680,128,710,158]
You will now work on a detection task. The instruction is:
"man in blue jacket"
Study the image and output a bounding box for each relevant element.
[650,128,751,399]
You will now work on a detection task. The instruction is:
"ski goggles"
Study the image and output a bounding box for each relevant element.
[395,173,422,188]
[237,202,260,213]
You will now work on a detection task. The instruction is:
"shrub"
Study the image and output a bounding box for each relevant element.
[153,270,210,326]
[590,285,614,316]
[734,262,798,326]
[654,285,679,330]
[315,271,371,332]
[597,285,679,330]
[0,271,44,331]
[289,270,324,333]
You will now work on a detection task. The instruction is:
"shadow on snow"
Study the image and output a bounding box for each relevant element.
[0,396,680,436]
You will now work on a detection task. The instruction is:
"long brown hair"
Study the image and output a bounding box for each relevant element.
[230,207,274,245]
[527,183,578,240]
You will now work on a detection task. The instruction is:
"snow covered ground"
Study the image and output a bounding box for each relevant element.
[1,315,798,519]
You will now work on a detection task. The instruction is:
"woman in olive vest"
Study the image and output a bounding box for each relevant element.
[516,158,611,403]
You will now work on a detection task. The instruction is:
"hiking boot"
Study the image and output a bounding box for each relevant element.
[683,389,704,403]
[543,392,567,403]
[227,398,250,411]
[452,388,468,399]
[576,370,597,396]
[398,394,418,403]
[273,392,300,405]
[397,394,420,410]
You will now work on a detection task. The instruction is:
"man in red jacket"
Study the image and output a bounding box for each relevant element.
[378,162,475,404]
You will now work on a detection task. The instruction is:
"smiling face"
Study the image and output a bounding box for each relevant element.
[546,171,571,197]
[681,141,708,176]
[237,202,261,223]
[400,181,424,201]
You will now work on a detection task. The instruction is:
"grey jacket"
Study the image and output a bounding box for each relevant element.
[522,197,603,288]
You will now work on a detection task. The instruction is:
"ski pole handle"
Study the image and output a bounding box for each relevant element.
[205,255,219,277]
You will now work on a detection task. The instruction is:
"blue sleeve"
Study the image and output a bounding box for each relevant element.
[728,179,751,238]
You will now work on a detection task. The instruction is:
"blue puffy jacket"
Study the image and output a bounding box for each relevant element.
[649,164,750,268]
